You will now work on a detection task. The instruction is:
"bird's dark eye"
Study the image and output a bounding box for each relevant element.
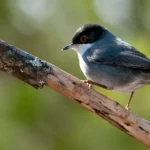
[80,35,88,43]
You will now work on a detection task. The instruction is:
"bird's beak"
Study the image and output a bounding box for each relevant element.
[62,43,73,51]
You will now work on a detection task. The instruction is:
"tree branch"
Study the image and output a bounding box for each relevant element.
[0,40,150,147]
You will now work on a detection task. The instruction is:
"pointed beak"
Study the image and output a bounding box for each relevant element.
[62,43,73,51]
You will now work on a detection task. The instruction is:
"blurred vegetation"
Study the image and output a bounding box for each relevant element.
[0,0,150,149]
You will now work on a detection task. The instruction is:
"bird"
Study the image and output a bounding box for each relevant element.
[62,24,150,109]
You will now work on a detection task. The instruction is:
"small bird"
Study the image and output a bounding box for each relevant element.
[62,24,150,109]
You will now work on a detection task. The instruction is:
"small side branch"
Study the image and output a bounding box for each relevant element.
[0,40,150,147]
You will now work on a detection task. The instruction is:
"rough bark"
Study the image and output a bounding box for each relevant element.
[0,40,150,147]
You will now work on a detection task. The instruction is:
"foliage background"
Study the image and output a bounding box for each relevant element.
[0,0,150,149]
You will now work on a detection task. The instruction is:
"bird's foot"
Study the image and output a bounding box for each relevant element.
[125,104,130,110]
[82,80,92,89]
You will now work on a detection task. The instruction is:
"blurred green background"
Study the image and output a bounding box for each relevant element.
[0,0,150,149]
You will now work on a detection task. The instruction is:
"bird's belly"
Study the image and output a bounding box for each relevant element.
[79,60,143,92]
[113,82,143,92]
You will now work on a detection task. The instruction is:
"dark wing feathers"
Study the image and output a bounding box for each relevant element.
[87,47,150,70]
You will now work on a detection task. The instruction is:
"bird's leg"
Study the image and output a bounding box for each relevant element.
[82,80,108,89]
[125,91,134,110]
[87,80,108,89]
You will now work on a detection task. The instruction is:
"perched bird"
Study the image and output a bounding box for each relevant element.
[62,24,150,109]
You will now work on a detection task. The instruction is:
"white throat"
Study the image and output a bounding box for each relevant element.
[74,43,93,56]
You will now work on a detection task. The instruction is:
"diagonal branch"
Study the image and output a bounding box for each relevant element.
[0,40,150,147]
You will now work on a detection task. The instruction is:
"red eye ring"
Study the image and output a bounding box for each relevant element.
[80,35,88,43]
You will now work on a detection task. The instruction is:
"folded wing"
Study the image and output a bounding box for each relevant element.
[87,46,150,71]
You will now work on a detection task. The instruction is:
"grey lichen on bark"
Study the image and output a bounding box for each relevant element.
[0,40,52,88]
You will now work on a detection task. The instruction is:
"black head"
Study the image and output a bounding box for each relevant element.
[62,24,106,51]
[72,24,105,44]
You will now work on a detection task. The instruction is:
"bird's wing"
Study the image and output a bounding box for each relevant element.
[87,46,150,71]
